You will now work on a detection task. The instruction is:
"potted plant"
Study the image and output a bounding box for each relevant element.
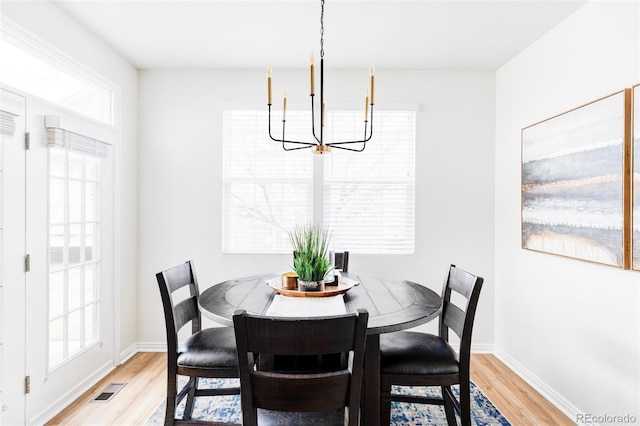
[289,224,332,291]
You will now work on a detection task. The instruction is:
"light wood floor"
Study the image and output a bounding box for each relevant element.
[46,352,574,425]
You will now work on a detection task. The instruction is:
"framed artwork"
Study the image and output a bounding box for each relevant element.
[633,84,640,270]
[521,89,631,268]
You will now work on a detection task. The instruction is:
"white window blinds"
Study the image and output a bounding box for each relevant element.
[0,110,18,136]
[222,109,416,254]
[324,111,416,254]
[45,116,110,157]
[222,110,313,253]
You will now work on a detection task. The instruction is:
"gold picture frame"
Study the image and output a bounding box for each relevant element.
[521,89,632,268]
[632,84,640,270]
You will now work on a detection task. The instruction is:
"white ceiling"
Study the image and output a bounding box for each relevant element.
[50,0,587,70]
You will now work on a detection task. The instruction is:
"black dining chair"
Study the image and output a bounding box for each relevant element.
[334,251,349,272]
[379,264,484,426]
[156,260,240,425]
[233,308,369,426]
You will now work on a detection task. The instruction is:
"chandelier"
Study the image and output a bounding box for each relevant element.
[266,0,375,154]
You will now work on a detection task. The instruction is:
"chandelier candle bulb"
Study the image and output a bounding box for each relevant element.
[266,66,272,104]
[365,90,370,121]
[310,52,315,95]
[369,65,375,105]
[283,89,287,121]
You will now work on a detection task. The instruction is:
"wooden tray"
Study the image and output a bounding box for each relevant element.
[266,276,359,298]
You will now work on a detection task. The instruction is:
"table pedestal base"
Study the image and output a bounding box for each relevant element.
[361,334,381,426]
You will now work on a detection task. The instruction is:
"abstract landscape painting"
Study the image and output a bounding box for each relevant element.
[521,90,630,268]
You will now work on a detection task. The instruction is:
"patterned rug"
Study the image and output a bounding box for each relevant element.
[147,378,511,425]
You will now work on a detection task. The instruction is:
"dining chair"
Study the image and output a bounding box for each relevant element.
[233,308,369,426]
[379,264,484,426]
[334,251,349,272]
[156,260,240,425]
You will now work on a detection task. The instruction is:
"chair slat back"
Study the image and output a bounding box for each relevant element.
[233,309,368,425]
[241,314,360,355]
[439,264,484,345]
[156,261,202,350]
[251,371,350,412]
[163,261,196,293]
[447,266,476,299]
[442,303,466,338]
[173,295,199,332]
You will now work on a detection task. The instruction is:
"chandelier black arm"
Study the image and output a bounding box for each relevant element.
[326,104,374,151]
[283,142,315,151]
[329,144,367,152]
[267,95,374,153]
[326,131,373,145]
[267,104,317,149]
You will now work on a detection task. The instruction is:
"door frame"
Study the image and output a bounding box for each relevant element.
[0,87,27,426]
[25,96,118,425]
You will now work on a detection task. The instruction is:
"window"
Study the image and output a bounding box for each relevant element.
[48,146,102,367]
[46,119,110,368]
[222,108,416,254]
[0,28,113,125]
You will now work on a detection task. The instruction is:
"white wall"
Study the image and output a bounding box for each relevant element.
[495,0,640,420]
[137,69,496,345]
[1,1,140,359]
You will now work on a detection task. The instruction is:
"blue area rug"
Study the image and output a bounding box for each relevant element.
[147,378,510,425]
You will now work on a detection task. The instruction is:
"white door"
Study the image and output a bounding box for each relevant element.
[24,99,115,424]
[0,88,27,426]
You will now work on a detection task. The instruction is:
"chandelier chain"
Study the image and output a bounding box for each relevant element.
[320,0,325,58]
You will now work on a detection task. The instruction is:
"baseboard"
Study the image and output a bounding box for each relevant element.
[29,360,115,426]
[493,347,585,425]
[471,343,494,353]
[135,341,167,353]
[118,341,166,362]
[118,342,139,364]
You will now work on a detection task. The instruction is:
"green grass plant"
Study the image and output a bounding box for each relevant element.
[289,224,332,282]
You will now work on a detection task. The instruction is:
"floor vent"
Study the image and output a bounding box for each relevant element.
[91,383,126,403]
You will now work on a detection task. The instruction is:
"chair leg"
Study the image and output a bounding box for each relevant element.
[241,404,257,426]
[164,396,176,426]
[183,377,198,420]
[458,380,472,426]
[442,386,457,426]
[380,375,393,425]
[165,374,178,425]
[252,407,259,426]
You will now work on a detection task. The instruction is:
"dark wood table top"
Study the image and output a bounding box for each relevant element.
[199,272,442,335]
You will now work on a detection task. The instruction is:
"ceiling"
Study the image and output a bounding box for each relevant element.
[50,0,587,70]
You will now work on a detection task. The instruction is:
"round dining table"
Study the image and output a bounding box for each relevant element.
[198,271,442,426]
